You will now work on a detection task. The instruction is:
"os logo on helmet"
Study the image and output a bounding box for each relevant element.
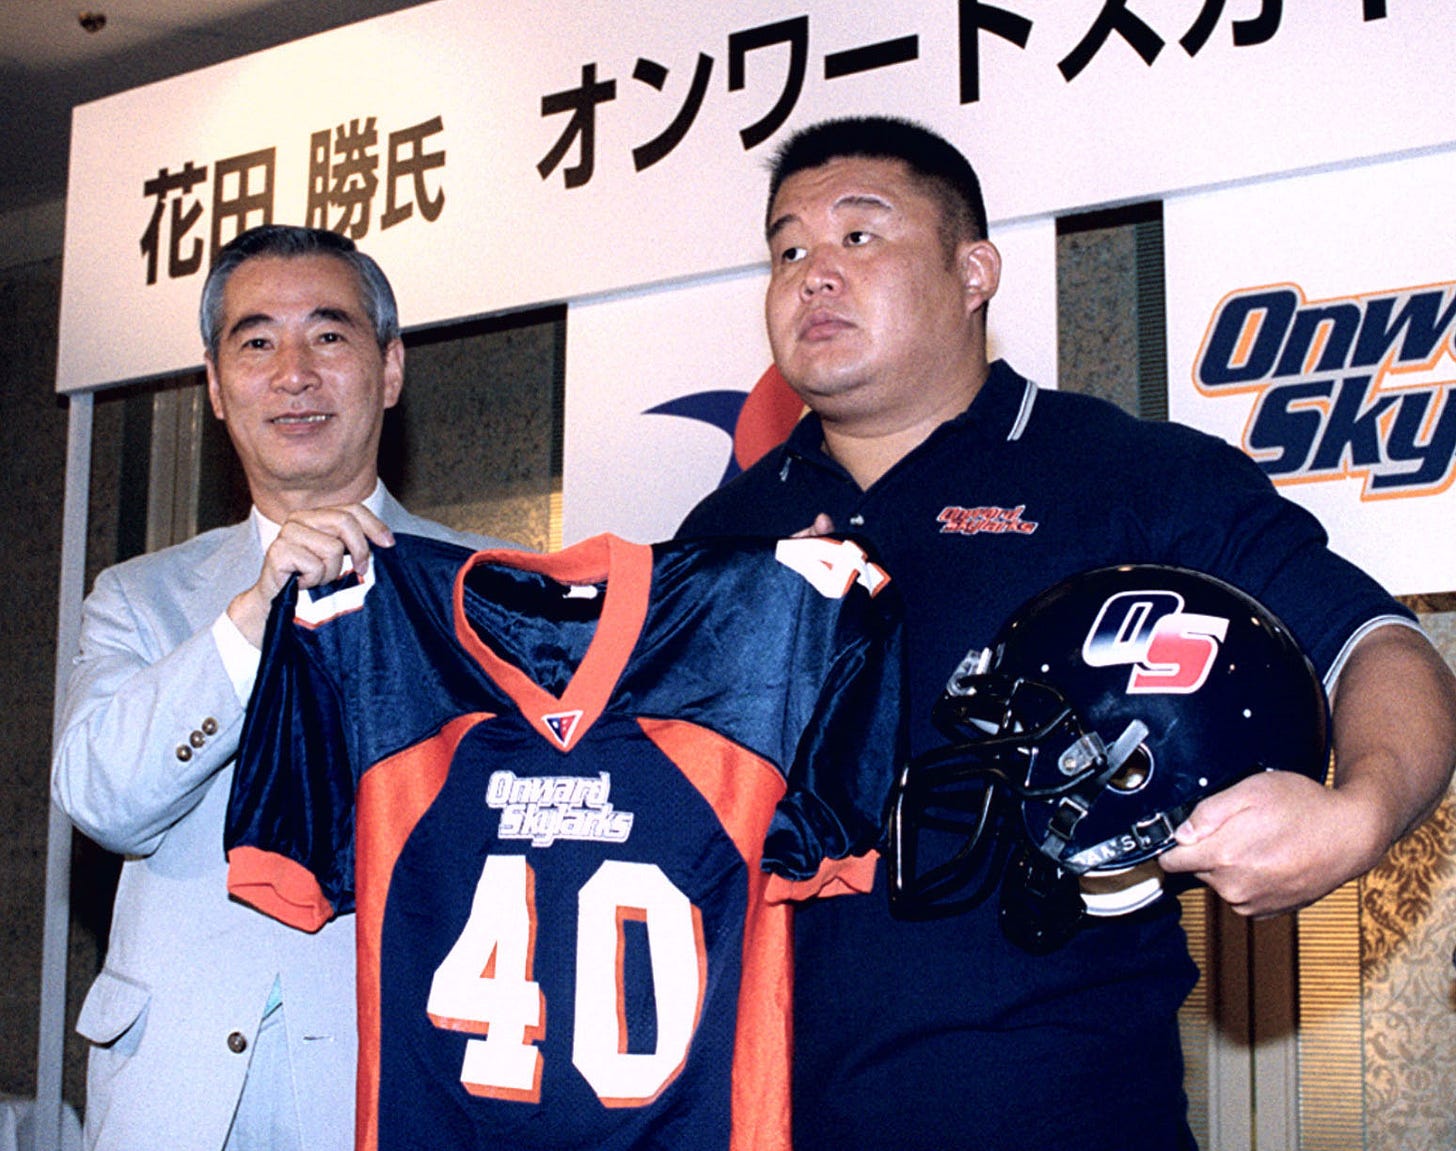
[1081,590,1230,695]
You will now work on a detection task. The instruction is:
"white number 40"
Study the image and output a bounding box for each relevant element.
[426,855,706,1106]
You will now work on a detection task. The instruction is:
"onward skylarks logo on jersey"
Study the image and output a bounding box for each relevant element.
[1194,281,1456,499]
[486,770,635,847]
[938,505,1039,536]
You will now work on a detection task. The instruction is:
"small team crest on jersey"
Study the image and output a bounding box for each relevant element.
[542,710,585,748]
[937,505,1039,536]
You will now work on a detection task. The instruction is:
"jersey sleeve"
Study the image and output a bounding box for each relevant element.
[226,575,357,931]
[760,559,905,882]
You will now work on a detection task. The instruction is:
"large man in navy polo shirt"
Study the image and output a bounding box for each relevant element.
[678,116,1456,1150]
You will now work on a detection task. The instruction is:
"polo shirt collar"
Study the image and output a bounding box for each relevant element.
[782,359,1036,469]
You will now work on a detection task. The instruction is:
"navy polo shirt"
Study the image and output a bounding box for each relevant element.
[678,360,1408,1151]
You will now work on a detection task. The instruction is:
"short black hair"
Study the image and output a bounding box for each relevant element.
[766,116,988,248]
[200,225,400,359]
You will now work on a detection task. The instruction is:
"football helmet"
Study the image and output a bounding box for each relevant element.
[886,564,1330,953]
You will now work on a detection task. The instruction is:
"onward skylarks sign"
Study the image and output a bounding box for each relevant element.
[1193,282,1456,500]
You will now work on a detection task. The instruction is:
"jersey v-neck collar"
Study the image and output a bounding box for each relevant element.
[451,533,652,752]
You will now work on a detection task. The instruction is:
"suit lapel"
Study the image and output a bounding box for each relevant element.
[180,520,264,626]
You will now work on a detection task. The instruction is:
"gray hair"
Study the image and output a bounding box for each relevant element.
[199,225,400,360]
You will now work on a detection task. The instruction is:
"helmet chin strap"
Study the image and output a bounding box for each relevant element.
[1002,719,1158,953]
[1033,719,1150,873]
[999,847,1085,954]
[1063,799,1198,874]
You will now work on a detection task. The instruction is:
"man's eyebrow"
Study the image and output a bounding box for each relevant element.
[766,193,894,242]
[311,306,359,327]
[766,211,798,243]
[224,305,360,342]
[225,312,274,341]
[833,192,893,215]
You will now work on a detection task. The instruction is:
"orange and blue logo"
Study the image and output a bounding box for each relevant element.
[645,364,804,485]
[1193,281,1456,499]
[937,505,1038,536]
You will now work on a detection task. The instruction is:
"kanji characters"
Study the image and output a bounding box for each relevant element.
[138,118,446,286]
[309,118,381,239]
[140,162,208,285]
[383,116,447,228]
[210,148,276,256]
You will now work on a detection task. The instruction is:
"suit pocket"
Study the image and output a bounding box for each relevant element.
[76,967,150,1051]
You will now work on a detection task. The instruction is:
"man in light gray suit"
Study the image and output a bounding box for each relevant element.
[52,225,511,1151]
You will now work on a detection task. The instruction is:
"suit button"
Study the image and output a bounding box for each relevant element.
[189,730,206,748]
[175,746,192,762]
[202,717,219,735]
[227,1031,248,1054]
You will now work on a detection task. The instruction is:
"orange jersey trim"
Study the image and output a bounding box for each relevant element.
[765,850,879,902]
[354,711,491,1151]
[637,716,793,1151]
[226,845,333,932]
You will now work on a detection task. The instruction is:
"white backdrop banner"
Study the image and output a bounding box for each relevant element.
[58,0,1456,392]
[561,217,1056,545]
[1166,148,1456,597]
[562,270,778,547]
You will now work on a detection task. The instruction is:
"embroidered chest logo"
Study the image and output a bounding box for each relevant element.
[487,770,634,847]
[937,505,1039,536]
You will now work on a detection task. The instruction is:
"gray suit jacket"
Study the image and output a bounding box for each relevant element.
[52,489,505,1151]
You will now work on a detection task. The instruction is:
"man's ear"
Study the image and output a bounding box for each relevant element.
[382,338,405,410]
[959,238,1001,315]
[204,353,226,421]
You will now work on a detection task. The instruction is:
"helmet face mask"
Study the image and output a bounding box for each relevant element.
[887,565,1330,952]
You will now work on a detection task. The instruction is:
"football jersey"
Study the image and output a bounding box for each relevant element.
[225,531,903,1151]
